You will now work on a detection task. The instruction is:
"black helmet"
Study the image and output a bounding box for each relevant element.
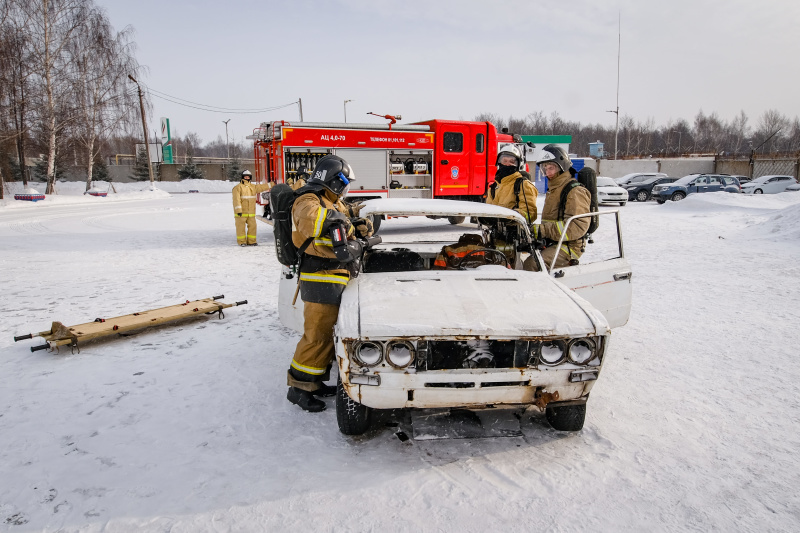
[536,144,572,173]
[296,165,309,178]
[308,155,355,196]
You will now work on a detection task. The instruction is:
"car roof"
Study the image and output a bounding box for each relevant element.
[360,198,530,230]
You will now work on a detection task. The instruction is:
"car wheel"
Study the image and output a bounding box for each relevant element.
[636,190,649,202]
[368,214,382,234]
[336,377,372,435]
[656,200,665,204]
[754,189,763,194]
[447,216,466,225]
[619,201,627,206]
[671,192,686,201]
[545,403,586,431]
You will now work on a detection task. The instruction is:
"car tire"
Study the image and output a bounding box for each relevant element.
[447,216,466,225]
[671,192,686,201]
[545,403,586,431]
[754,189,763,194]
[656,200,665,204]
[336,377,372,435]
[368,214,382,234]
[636,190,649,202]
[620,201,627,206]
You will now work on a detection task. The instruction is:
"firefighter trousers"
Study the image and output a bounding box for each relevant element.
[235,215,257,245]
[287,301,339,392]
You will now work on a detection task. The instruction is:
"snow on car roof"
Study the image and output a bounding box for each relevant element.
[360,198,530,226]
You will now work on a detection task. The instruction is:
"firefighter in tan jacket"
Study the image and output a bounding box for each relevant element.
[486,144,538,223]
[532,145,591,270]
[232,170,272,246]
[286,155,373,412]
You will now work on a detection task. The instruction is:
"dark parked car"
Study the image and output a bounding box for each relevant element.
[625,176,678,202]
[651,174,741,203]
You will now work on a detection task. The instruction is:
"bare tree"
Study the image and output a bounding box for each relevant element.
[70,6,140,191]
[19,0,89,194]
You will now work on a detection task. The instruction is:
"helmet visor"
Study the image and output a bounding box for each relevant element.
[498,153,519,166]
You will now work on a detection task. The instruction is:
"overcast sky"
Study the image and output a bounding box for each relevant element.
[102,0,800,145]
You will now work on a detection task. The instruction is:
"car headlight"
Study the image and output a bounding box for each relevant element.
[568,338,595,365]
[539,340,566,365]
[386,340,415,369]
[353,341,383,367]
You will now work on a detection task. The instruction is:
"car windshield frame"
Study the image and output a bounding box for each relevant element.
[597,177,618,187]
[674,175,699,186]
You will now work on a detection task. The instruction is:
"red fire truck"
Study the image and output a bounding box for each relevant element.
[249,119,529,205]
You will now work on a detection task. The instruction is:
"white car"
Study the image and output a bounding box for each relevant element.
[741,175,798,194]
[597,176,628,206]
[278,199,633,435]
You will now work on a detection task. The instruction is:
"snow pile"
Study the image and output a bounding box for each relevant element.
[743,202,800,241]
[2,178,236,197]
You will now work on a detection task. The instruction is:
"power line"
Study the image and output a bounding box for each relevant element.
[144,85,297,114]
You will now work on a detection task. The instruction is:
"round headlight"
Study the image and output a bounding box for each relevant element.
[539,340,566,365]
[386,341,415,369]
[568,338,595,365]
[353,341,383,367]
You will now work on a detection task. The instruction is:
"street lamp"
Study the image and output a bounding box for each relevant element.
[671,130,682,156]
[606,108,619,160]
[128,74,155,186]
[222,119,231,160]
[344,99,353,123]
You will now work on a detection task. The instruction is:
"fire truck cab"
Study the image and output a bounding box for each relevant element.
[249,119,528,205]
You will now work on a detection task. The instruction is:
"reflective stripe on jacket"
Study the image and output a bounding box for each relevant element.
[232,180,272,215]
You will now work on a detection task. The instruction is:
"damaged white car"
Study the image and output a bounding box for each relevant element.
[278,199,632,435]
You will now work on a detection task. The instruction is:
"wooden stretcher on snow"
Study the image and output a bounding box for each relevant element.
[13,295,247,353]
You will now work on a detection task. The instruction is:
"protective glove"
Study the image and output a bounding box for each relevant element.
[322,210,352,234]
[237,213,243,217]
[346,201,366,218]
[351,217,373,238]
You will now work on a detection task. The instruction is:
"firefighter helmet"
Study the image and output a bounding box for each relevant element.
[308,155,355,196]
[296,165,309,178]
[241,170,253,180]
[536,145,571,173]
[496,144,523,170]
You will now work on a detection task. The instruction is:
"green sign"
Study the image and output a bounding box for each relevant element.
[162,144,174,164]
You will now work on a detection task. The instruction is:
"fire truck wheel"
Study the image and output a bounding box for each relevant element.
[447,216,466,225]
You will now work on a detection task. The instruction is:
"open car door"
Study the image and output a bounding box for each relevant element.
[545,210,632,328]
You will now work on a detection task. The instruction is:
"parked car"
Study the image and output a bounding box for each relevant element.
[741,175,797,194]
[278,199,632,435]
[625,176,678,202]
[730,175,751,185]
[613,172,668,187]
[651,174,741,203]
[597,176,629,206]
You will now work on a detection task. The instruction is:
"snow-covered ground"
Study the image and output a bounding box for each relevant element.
[1,184,800,532]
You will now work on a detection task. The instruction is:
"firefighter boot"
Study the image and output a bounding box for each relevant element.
[287,387,326,412]
[311,382,336,397]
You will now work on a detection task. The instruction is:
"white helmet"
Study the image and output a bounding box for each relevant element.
[241,170,252,180]
[496,144,523,170]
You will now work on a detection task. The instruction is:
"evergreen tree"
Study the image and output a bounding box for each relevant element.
[177,157,205,180]
[226,156,242,181]
[93,156,110,182]
[130,145,151,181]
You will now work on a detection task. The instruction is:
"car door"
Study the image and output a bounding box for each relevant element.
[546,211,632,328]
[706,175,723,192]
[689,176,707,193]
[278,265,305,333]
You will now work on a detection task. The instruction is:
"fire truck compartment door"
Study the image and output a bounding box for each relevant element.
[334,149,387,190]
[437,125,470,196]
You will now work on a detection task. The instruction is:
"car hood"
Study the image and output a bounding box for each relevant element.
[336,267,605,339]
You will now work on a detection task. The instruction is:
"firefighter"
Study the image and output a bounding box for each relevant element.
[486,144,538,223]
[232,170,272,246]
[287,155,373,412]
[530,145,591,270]
[287,165,309,190]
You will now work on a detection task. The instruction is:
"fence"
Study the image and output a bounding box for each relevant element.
[715,155,800,179]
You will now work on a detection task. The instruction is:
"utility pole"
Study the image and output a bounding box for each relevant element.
[672,130,682,156]
[128,75,155,186]
[222,119,231,160]
[344,99,353,122]
[298,98,304,122]
[606,12,621,160]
